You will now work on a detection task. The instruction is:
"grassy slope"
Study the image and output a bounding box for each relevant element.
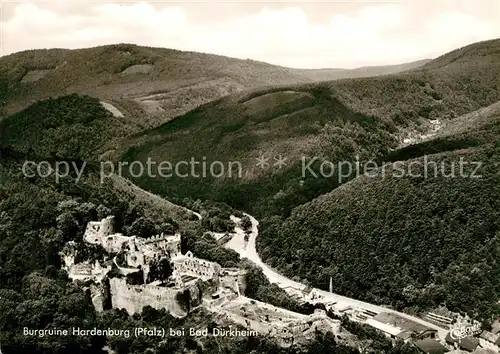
[120,39,500,217]
[0,44,429,130]
[259,97,500,320]
[0,44,305,116]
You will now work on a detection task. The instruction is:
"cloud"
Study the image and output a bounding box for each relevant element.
[93,2,186,30]
[4,2,187,49]
[2,2,500,68]
[426,12,499,47]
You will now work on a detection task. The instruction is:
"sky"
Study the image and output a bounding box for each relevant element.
[2,0,500,69]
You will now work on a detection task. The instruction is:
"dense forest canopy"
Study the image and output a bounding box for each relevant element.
[121,39,500,219]
[259,114,500,322]
[2,39,500,352]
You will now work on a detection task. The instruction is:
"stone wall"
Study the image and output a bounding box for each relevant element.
[83,216,135,254]
[109,277,205,317]
[84,216,115,245]
[220,268,246,295]
[83,216,181,265]
[90,283,104,312]
[65,258,111,283]
[173,251,221,283]
[213,298,340,348]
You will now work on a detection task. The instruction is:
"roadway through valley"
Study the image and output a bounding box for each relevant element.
[224,213,448,339]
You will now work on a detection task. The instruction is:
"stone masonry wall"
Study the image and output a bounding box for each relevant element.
[110,278,190,317]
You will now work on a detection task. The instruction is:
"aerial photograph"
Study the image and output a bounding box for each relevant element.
[0,0,499,353]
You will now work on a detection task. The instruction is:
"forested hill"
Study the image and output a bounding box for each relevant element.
[0,94,119,160]
[0,108,408,354]
[419,38,500,71]
[258,100,500,323]
[0,94,199,227]
[120,38,500,219]
[0,43,428,130]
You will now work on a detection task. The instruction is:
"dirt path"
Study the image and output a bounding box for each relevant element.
[100,101,124,117]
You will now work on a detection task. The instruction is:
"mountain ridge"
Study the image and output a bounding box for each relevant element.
[114,38,500,216]
[1,37,500,352]
[0,43,430,129]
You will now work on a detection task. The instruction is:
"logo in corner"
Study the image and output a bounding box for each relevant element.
[449,323,481,340]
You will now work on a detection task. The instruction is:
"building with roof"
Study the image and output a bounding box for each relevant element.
[413,338,446,354]
[364,318,403,338]
[445,332,479,352]
[479,330,500,347]
[371,312,438,340]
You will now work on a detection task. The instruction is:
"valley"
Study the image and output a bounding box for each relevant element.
[1,37,500,354]
[223,212,447,339]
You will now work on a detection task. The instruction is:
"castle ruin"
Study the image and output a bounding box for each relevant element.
[61,215,242,317]
[59,214,340,347]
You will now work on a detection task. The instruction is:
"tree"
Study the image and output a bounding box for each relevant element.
[148,258,173,283]
[156,222,175,235]
[96,204,112,219]
[176,289,191,313]
[240,215,252,231]
[126,217,156,238]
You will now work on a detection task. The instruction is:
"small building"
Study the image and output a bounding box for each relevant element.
[413,338,446,354]
[479,330,500,346]
[445,332,479,352]
[364,318,403,339]
[396,330,414,342]
[372,312,438,340]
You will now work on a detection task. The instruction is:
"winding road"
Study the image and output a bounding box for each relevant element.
[224,213,448,339]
